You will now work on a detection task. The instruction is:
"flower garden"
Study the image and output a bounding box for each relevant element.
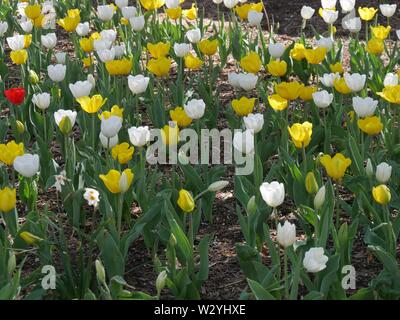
[0,0,399,300]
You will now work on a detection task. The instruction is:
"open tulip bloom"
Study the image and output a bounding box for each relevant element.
[0,0,399,303]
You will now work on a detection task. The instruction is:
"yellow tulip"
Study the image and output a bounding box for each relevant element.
[105,59,133,76]
[199,39,219,56]
[25,4,41,20]
[358,7,378,21]
[177,189,195,213]
[366,38,384,55]
[82,56,94,68]
[288,122,313,149]
[330,62,343,74]
[320,153,352,180]
[0,187,17,213]
[377,85,400,104]
[268,94,288,111]
[77,95,107,114]
[299,85,317,101]
[57,14,80,32]
[304,47,327,65]
[240,51,262,74]
[111,143,134,164]
[33,14,45,29]
[333,77,352,94]
[183,4,197,20]
[235,2,263,20]
[10,50,28,65]
[232,97,256,116]
[147,42,170,58]
[161,123,180,145]
[267,60,287,77]
[290,43,306,61]
[184,53,203,70]
[24,34,32,48]
[147,57,171,77]
[99,169,134,193]
[275,81,303,100]
[305,172,319,194]
[121,17,130,25]
[0,141,24,166]
[372,185,391,205]
[20,231,42,246]
[170,106,193,127]
[99,105,124,120]
[165,7,182,20]
[80,37,94,53]
[358,116,383,135]
[371,25,391,40]
[140,0,165,11]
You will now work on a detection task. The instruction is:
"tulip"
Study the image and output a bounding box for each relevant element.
[383,73,398,87]
[288,122,313,149]
[76,22,90,36]
[320,153,352,180]
[233,129,255,155]
[304,47,327,64]
[100,132,118,149]
[314,185,326,209]
[320,73,339,87]
[358,116,383,136]
[379,4,396,17]
[268,43,285,59]
[140,0,165,11]
[77,95,107,113]
[377,85,400,104]
[321,9,338,24]
[4,87,25,105]
[128,74,150,95]
[277,221,296,248]
[371,25,391,40]
[7,35,25,51]
[352,96,378,118]
[0,141,24,166]
[177,189,195,213]
[340,0,355,13]
[13,154,40,178]
[54,109,77,130]
[0,21,8,36]
[93,39,112,51]
[268,94,288,111]
[147,42,170,58]
[116,0,129,8]
[170,107,192,127]
[259,181,285,208]
[299,86,318,101]
[121,7,137,19]
[101,115,122,138]
[301,6,315,20]
[312,90,333,108]
[334,77,352,94]
[130,15,145,31]
[184,99,205,120]
[161,122,180,146]
[358,7,378,21]
[32,92,51,110]
[111,143,134,164]
[166,0,180,8]
[267,60,287,77]
[321,0,336,9]
[243,113,264,133]
[290,43,306,61]
[366,38,384,55]
[342,16,361,33]
[240,51,262,74]
[41,33,57,49]
[57,10,80,32]
[305,172,319,194]
[47,64,66,82]
[20,231,42,246]
[275,81,303,100]
[199,39,219,56]
[0,187,17,213]
[372,185,391,205]
[99,169,134,194]
[128,126,151,147]
[174,43,190,57]
[69,80,93,99]
[248,10,263,26]
[147,57,171,77]
[97,5,114,21]
[366,158,374,177]
[186,28,201,44]
[376,162,392,184]
[156,270,168,297]
[55,52,67,64]
[20,20,33,34]
[184,53,203,70]
[10,50,28,65]
[303,247,328,273]
[344,73,366,92]
[232,97,255,116]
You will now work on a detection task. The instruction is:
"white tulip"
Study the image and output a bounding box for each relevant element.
[352,96,378,118]
[121,6,137,19]
[343,15,361,33]
[380,4,396,18]
[128,74,150,95]
[174,43,191,58]
[322,0,337,9]
[233,129,255,155]
[83,188,100,207]
[228,72,241,88]
[93,39,112,51]
[101,115,122,138]
[13,154,40,178]
[314,185,326,209]
[316,37,333,50]
[269,43,285,59]
[128,126,151,147]
[344,73,366,92]
[54,109,77,128]
[97,48,116,62]
[320,73,339,87]
[100,29,117,42]
[223,0,239,9]
[303,247,328,273]
[248,10,263,26]
[7,35,25,51]
[376,162,392,184]
[397,30,400,41]
[119,170,131,193]
[259,181,285,208]
[166,0,180,8]
[47,64,66,82]
[213,0,223,4]
[321,9,338,24]
[301,6,315,20]
[69,80,93,99]
[366,158,374,177]
[100,132,118,149]
[0,21,8,36]
[243,113,264,133]
[20,19,33,33]
[184,99,206,120]
[41,33,57,49]
[115,0,129,8]
[186,28,201,44]
[32,92,51,110]
[384,73,398,87]
[130,15,145,32]
[239,73,258,91]
[339,0,355,13]
[76,22,90,36]
[97,5,114,21]
[55,52,66,64]
[113,44,126,58]
[312,90,333,108]
[277,221,296,248]
[87,74,96,88]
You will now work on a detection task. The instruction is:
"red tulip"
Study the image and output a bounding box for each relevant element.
[4,87,25,105]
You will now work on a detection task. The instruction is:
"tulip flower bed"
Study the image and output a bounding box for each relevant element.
[0,0,400,301]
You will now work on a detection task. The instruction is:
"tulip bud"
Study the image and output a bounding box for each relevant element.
[246,196,257,215]
[16,120,25,134]
[156,270,167,297]
[375,162,392,184]
[8,252,16,274]
[305,172,319,194]
[29,69,39,84]
[95,259,106,283]
[208,181,229,192]
[314,185,326,210]
[169,233,177,246]
[119,171,130,193]
[365,158,374,177]
[372,185,391,205]
[59,116,72,135]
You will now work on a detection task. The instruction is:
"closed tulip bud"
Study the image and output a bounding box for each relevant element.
[184,99,205,120]
[321,9,339,24]
[375,162,392,184]
[243,113,264,133]
[268,43,285,59]
[0,187,16,212]
[365,158,374,177]
[316,37,333,51]
[320,73,339,88]
[340,0,355,13]
[130,15,145,31]
[8,252,16,274]
[259,181,285,208]
[314,185,326,210]
[16,120,25,134]
[119,171,130,193]
[128,74,150,95]
[277,221,296,248]
[305,172,319,194]
[97,5,114,21]
[48,64,66,82]
[312,90,333,108]
[156,270,167,297]
[372,185,391,205]
[246,196,257,215]
[208,181,229,192]
[101,116,122,138]
[177,189,195,213]
[186,28,201,44]
[128,126,151,147]
[174,43,191,58]
[29,69,39,84]
[95,259,106,283]
[32,92,51,110]
[233,129,255,155]
[301,6,315,20]
[121,6,137,19]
